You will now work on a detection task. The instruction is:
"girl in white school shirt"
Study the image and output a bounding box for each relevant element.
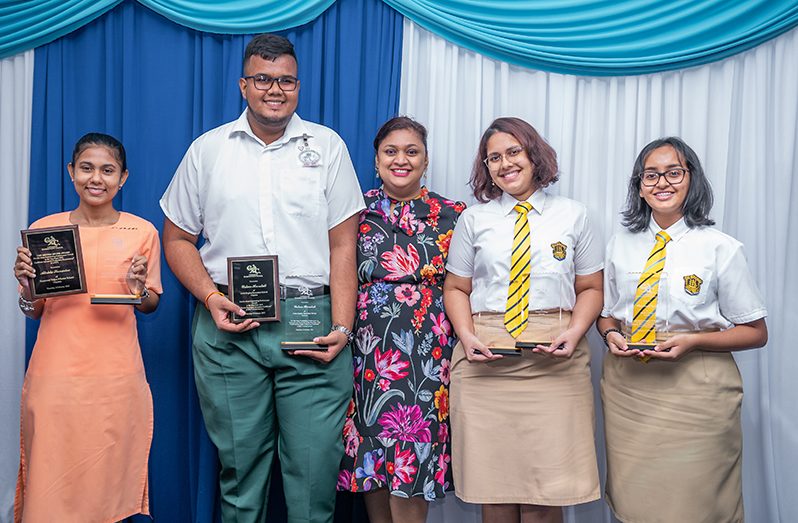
[443,117,602,523]
[597,137,768,523]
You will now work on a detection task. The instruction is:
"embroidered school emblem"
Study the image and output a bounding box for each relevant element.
[551,242,567,261]
[683,274,703,295]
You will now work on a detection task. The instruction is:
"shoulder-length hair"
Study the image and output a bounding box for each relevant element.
[621,137,715,233]
[470,117,558,202]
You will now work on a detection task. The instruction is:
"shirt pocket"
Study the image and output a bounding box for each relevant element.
[278,165,323,217]
[665,267,712,309]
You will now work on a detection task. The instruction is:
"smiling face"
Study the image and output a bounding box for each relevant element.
[485,131,536,201]
[239,54,299,141]
[639,145,691,228]
[68,145,128,209]
[376,128,428,200]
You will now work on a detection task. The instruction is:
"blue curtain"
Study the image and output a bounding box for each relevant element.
[27,0,401,520]
[384,0,798,75]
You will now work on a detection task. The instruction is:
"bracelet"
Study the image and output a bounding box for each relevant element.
[330,324,355,344]
[18,294,36,313]
[204,290,224,310]
[601,327,623,346]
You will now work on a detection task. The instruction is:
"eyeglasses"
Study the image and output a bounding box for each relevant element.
[483,146,525,172]
[243,74,299,92]
[639,168,688,187]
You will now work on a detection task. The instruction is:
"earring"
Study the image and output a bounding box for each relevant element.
[375,166,380,179]
[423,169,428,182]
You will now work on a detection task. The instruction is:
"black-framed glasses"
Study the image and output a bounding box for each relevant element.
[483,146,525,172]
[243,74,299,92]
[639,168,688,187]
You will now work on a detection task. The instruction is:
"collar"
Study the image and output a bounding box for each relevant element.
[648,216,689,242]
[498,189,546,216]
[229,110,313,147]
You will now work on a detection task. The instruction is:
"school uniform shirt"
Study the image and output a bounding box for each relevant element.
[446,189,603,313]
[160,110,365,287]
[602,217,767,330]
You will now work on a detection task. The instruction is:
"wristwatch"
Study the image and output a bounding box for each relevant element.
[330,324,354,344]
[138,287,150,300]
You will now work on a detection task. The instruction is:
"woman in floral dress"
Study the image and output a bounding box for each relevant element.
[338,117,465,523]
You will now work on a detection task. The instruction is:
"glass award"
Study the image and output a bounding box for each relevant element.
[227,256,280,323]
[88,227,145,304]
[279,285,331,351]
[624,271,670,353]
[485,271,566,356]
[21,225,87,299]
[515,271,565,351]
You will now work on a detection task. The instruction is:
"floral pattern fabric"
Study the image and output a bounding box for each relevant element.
[338,187,464,500]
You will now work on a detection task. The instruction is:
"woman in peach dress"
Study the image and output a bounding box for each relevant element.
[13,133,162,522]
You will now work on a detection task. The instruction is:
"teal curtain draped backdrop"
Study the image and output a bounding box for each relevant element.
[0,0,335,58]
[3,0,798,73]
[26,0,401,520]
[384,0,798,74]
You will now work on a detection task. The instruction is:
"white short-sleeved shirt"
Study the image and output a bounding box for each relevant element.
[446,190,603,313]
[602,217,767,331]
[160,110,365,286]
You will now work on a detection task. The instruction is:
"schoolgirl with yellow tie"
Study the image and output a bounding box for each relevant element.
[444,117,603,523]
[597,137,768,523]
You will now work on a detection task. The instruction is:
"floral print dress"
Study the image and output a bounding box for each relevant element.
[338,187,465,500]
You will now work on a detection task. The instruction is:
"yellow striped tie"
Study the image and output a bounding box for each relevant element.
[631,230,672,344]
[504,202,533,338]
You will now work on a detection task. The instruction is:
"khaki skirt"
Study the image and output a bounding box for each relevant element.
[450,312,600,505]
[601,347,744,523]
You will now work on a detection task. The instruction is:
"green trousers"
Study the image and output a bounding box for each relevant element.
[191,297,352,523]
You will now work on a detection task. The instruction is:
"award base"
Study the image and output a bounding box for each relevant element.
[626,342,657,352]
[485,346,522,357]
[90,294,142,305]
[515,341,556,350]
[280,341,328,351]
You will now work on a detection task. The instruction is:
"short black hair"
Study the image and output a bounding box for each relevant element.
[243,34,297,69]
[621,136,715,233]
[373,116,428,152]
[71,132,127,171]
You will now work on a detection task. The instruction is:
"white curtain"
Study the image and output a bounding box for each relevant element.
[401,21,798,523]
[0,50,33,523]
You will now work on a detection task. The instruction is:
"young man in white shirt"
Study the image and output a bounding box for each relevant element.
[160,33,364,523]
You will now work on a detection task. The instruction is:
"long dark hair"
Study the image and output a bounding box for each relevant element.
[470,117,558,202]
[621,137,714,232]
[71,132,127,171]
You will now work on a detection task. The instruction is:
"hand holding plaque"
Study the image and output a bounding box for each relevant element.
[279,288,331,351]
[20,225,87,299]
[227,256,280,323]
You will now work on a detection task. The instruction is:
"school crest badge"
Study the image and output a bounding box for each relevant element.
[683,274,703,295]
[551,242,567,261]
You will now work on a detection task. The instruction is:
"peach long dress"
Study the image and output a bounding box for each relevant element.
[14,212,162,523]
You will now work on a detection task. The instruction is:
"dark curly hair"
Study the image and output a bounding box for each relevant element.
[621,137,715,233]
[470,117,558,202]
